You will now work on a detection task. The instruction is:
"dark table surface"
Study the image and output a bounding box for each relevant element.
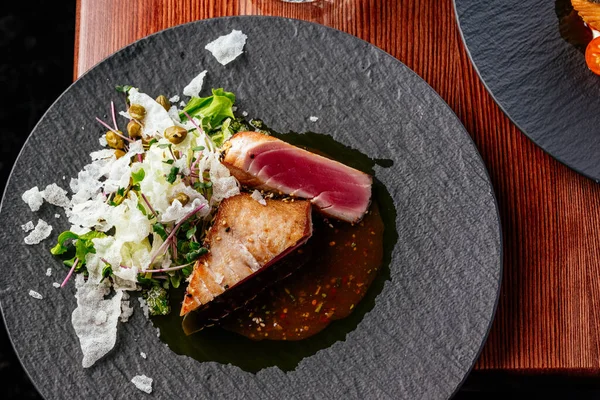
[3,0,600,398]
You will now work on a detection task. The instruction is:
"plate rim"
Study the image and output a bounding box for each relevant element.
[0,15,504,400]
[452,0,600,183]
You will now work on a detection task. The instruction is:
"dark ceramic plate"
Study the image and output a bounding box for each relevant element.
[0,16,501,399]
[454,0,600,181]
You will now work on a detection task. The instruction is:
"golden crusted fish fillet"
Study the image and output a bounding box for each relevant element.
[180,193,312,316]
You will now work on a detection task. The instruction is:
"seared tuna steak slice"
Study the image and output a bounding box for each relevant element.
[180,193,312,316]
[222,131,372,223]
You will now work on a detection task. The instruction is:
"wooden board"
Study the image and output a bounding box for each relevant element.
[74,0,600,372]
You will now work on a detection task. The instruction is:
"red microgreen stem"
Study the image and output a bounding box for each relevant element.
[171,240,178,261]
[61,258,79,288]
[148,203,205,266]
[190,152,202,172]
[141,193,157,219]
[96,117,134,143]
[110,101,118,131]
[169,146,177,161]
[145,261,195,274]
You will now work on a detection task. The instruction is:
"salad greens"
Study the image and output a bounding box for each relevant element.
[50,85,250,315]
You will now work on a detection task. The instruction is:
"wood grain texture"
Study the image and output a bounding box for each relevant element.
[74,0,600,372]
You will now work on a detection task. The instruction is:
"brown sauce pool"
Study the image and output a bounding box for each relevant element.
[151,130,396,372]
[222,202,384,340]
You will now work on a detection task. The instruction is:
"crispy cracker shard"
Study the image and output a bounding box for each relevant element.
[222,131,372,223]
[180,194,312,319]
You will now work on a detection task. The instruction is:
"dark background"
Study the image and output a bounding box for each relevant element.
[1,1,599,399]
[1,1,75,398]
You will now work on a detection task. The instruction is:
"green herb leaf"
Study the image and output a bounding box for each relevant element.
[132,168,145,185]
[137,202,147,216]
[116,187,125,196]
[186,226,197,240]
[182,264,194,277]
[162,159,174,165]
[166,166,180,184]
[116,84,133,93]
[74,231,107,261]
[193,181,205,190]
[192,146,205,152]
[147,138,158,147]
[152,223,168,241]
[50,231,79,255]
[137,274,156,286]
[100,264,113,282]
[157,143,172,149]
[210,117,234,147]
[185,247,208,263]
[170,273,182,289]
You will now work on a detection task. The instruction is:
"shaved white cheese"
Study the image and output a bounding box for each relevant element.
[70,153,115,206]
[169,95,180,103]
[140,352,147,359]
[205,30,247,65]
[109,193,152,243]
[55,214,61,219]
[120,294,134,323]
[103,151,133,194]
[251,190,267,206]
[131,375,153,394]
[309,116,319,122]
[90,149,117,161]
[46,268,52,276]
[21,221,34,232]
[28,290,43,300]
[24,219,52,245]
[22,186,44,212]
[52,282,60,288]
[138,297,149,319]
[208,155,240,203]
[173,153,190,176]
[127,140,145,156]
[182,70,207,97]
[99,134,108,147]
[128,88,174,138]
[71,275,123,368]
[68,198,113,233]
[161,197,209,224]
[43,183,70,209]
[167,105,181,123]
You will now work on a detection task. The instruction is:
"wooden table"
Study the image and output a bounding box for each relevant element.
[74,0,600,382]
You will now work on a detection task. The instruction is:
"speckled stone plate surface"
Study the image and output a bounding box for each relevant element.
[454,0,600,181]
[0,16,501,400]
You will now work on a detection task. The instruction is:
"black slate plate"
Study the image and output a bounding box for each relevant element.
[0,16,501,400]
[454,0,600,181]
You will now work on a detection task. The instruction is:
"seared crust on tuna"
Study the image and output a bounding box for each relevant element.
[222,131,372,223]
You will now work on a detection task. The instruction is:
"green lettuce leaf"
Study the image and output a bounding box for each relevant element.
[179,88,236,130]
